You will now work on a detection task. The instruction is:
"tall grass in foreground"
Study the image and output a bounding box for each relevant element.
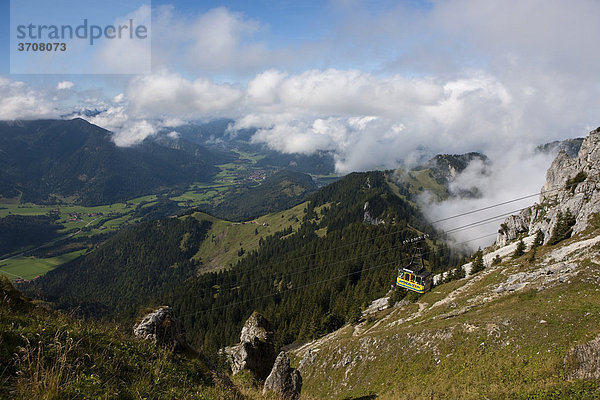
[14,330,80,399]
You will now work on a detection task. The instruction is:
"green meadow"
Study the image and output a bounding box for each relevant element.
[0,250,86,281]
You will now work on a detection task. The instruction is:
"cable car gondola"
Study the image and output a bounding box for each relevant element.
[396,237,432,293]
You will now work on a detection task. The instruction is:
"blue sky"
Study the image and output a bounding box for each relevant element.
[1,0,330,78]
[2,0,436,80]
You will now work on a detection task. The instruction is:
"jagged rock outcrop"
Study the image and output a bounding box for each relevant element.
[426,152,489,185]
[133,306,186,348]
[564,334,600,380]
[497,127,600,247]
[496,207,533,247]
[263,351,302,400]
[224,311,277,380]
[537,137,584,158]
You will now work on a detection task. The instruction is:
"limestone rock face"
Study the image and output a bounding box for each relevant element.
[564,334,600,380]
[224,311,277,380]
[133,306,186,348]
[263,351,302,400]
[537,138,584,158]
[497,128,600,247]
[496,207,533,247]
[240,311,274,344]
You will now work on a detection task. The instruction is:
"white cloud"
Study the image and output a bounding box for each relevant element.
[72,71,243,147]
[185,7,266,72]
[162,117,186,128]
[228,69,521,172]
[419,148,556,250]
[246,69,288,106]
[92,5,152,74]
[0,78,57,120]
[79,105,158,147]
[113,120,156,146]
[151,6,272,76]
[56,81,74,90]
[83,106,130,133]
[126,71,243,117]
[111,53,596,172]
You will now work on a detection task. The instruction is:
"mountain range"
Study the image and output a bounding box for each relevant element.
[1,118,598,399]
[0,119,230,205]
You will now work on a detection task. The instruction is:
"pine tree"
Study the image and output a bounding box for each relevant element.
[528,230,544,264]
[348,303,362,325]
[387,287,402,307]
[471,249,485,274]
[528,246,537,264]
[549,210,576,245]
[512,239,526,259]
[533,229,545,247]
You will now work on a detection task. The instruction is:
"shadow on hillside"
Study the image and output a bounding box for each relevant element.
[342,395,377,400]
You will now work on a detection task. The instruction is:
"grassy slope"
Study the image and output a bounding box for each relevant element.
[390,168,449,199]
[1,276,292,400]
[191,202,310,272]
[293,227,600,399]
[0,276,243,400]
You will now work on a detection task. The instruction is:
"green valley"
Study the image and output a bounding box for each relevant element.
[0,168,320,281]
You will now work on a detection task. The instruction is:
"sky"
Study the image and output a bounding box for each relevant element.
[2,0,600,247]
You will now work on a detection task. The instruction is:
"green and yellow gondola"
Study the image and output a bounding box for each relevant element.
[396,267,431,293]
[397,235,432,293]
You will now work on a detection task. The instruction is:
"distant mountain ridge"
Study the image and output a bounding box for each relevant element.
[156,119,337,175]
[0,119,228,205]
[537,137,584,158]
[422,152,489,185]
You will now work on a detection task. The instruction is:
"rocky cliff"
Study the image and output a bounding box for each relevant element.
[289,129,600,399]
[223,311,277,381]
[537,137,584,158]
[497,127,600,247]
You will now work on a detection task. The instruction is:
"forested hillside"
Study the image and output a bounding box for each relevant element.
[26,171,460,358]
[27,217,212,319]
[0,214,63,257]
[167,172,459,354]
[208,170,317,221]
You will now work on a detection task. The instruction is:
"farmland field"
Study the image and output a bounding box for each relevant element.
[0,250,86,281]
